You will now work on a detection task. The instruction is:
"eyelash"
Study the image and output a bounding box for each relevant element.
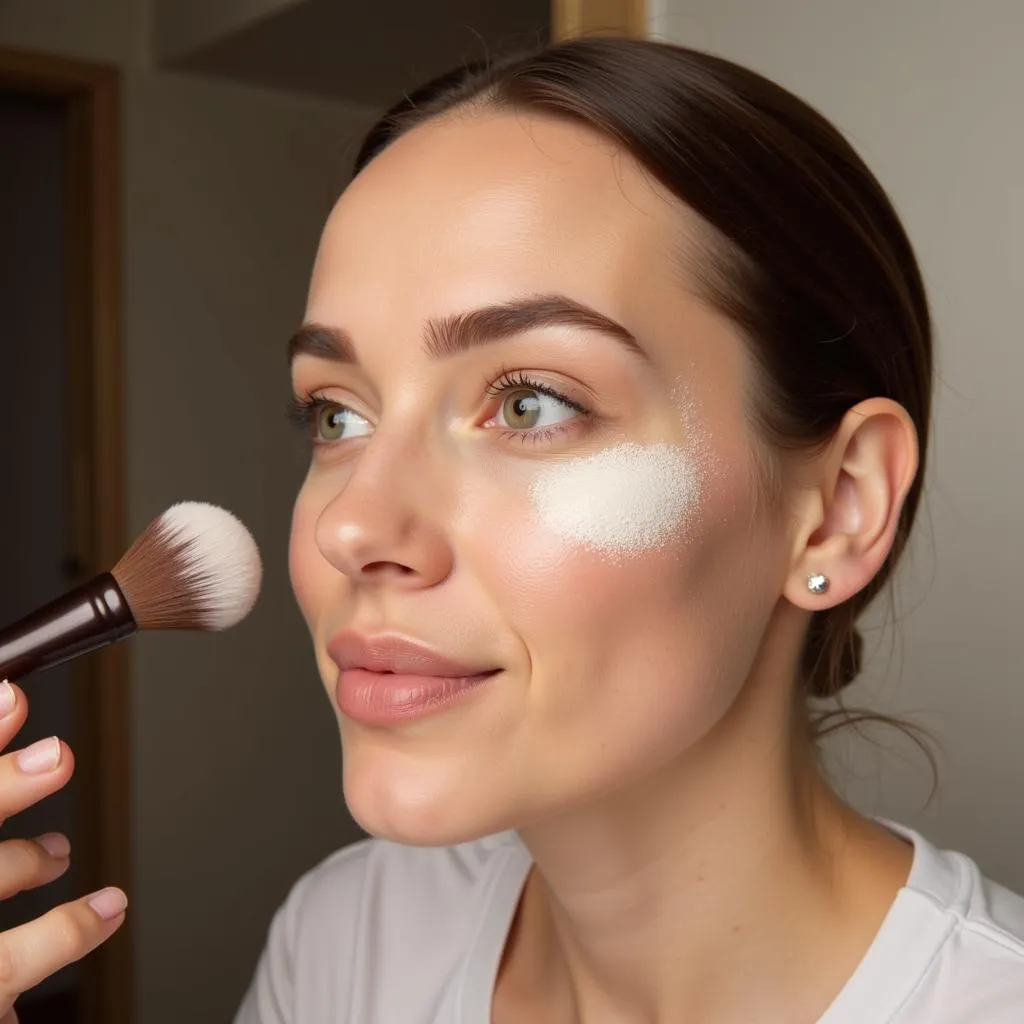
[286,393,330,437]
[287,370,590,446]
[484,369,589,445]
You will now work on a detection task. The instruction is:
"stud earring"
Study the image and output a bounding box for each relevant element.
[807,573,830,596]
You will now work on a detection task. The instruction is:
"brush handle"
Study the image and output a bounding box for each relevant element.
[0,573,137,681]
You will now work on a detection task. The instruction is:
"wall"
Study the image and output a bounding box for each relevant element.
[0,0,146,66]
[0,3,375,1021]
[155,0,306,62]
[124,72,373,1022]
[649,0,1024,891]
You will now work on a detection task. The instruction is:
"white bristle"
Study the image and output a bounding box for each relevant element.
[156,502,262,630]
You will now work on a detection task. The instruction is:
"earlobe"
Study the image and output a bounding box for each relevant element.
[786,399,919,610]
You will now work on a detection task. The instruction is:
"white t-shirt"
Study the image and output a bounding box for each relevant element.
[234,821,1024,1022]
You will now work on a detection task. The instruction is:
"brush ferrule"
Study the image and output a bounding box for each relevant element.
[0,573,137,681]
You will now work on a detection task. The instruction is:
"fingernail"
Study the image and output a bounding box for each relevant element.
[16,736,61,774]
[36,832,71,858]
[0,681,15,718]
[87,887,127,920]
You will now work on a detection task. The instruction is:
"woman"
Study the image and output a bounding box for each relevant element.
[238,36,1024,1021]
[1,35,1021,1023]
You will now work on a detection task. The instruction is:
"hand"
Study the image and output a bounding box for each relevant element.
[0,679,127,1023]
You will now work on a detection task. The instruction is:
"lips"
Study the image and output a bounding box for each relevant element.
[328,632,494,677]
[327,631,501,725]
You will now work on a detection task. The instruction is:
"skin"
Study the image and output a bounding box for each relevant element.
[0,683,128,1020]
[288,110,920,1023]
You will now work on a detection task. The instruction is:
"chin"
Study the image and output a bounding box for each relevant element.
[341,742,520,848]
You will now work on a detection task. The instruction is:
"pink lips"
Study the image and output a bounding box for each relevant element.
[327,632,500,725]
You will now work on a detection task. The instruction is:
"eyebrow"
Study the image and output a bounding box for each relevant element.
[286,294,646,367]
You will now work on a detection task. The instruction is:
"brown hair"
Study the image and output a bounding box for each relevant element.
[352,37,933,724]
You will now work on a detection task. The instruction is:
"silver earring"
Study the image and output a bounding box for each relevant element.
[807,573,830,595]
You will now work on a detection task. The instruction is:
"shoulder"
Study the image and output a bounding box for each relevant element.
[897,825,1024,1022]
[941,857,1024,1015]
[963,859,1024,947]
[234,830,528,1023]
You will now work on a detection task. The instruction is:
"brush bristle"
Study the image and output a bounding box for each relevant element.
[112,502,262,631]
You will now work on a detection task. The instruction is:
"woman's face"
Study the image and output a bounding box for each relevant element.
[289,110,792,844]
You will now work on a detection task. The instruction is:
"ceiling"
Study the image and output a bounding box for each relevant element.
[167,0,551,111]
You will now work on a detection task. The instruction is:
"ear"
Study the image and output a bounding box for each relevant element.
[784,399,919,611]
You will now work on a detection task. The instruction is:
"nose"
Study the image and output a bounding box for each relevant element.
[313,436,454,589]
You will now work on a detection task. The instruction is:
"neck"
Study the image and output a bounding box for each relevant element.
[502,642,913,1024]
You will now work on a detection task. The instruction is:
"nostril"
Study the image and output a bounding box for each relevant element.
[360,560,418,580]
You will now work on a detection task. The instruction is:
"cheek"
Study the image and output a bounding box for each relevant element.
[467,446,777,790]
[501,517,741,730]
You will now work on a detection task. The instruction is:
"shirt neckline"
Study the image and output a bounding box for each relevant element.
[458,834,532,1024]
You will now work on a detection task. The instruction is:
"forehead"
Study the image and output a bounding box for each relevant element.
[307,111,692,320]
[302,109,759,479]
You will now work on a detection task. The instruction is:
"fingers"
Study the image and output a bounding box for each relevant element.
[0,836,71,901]
[0,680,124,1017]
[0,682,28,752]
[0,685,74,827]
[0,888,126,1008]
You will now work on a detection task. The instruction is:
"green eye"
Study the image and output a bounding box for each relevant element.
[318,404,346,440]
[314,402,371,442]
[497,386,577,431]
[501,389,543,429]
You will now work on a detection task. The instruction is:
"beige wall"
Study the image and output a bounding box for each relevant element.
[1,3,375,1021]
[649,0,1024,891]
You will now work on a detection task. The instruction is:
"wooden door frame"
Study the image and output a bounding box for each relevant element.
[0,47,129,1024]
[552,0,647,39]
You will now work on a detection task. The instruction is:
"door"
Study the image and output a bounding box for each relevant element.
[0,87,81,1024]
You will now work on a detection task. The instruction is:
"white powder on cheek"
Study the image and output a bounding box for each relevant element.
[530,443,700,556]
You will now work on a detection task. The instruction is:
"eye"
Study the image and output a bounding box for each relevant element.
[288,395,372,443]
[316,402,371,442]
[487,373,586,433]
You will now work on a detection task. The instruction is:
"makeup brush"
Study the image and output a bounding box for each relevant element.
[0,501,262,682]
